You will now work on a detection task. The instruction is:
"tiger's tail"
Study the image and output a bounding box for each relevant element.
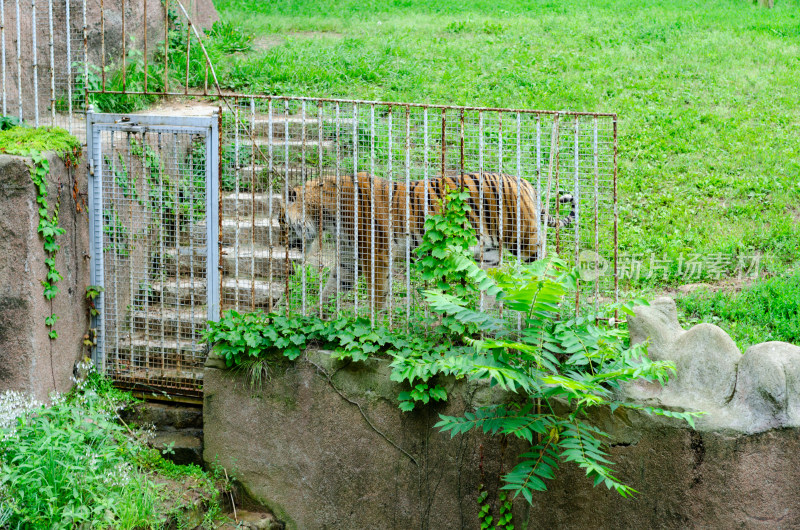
[544,193,576,228]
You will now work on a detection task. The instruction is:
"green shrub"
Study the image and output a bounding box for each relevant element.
[0,381,162,528]
[677,273,800,351]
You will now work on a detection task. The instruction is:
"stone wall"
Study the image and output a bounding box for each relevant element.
[0,153,90,402]
[204,300,800,529]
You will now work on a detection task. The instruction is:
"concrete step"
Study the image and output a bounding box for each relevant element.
[239,138,336,151]
[161,247,209,275]
[130,307,209,340]
[195,216,281,246]
[106,336,206,370]
[221,245,306,278]
[149,278,207,306]
[220,191,282,217]
[221,277,285,309]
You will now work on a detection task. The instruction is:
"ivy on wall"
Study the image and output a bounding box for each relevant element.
[0,124,82,341]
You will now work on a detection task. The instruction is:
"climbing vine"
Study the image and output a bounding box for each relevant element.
[0,124,82,341]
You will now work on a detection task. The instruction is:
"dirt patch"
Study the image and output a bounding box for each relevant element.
[132,98,219,117]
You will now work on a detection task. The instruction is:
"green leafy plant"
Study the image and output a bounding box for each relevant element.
[413,186,500,335]
[423,257,698,501]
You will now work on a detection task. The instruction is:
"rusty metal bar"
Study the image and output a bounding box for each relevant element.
[82,0,87,111]
[1,0,5,116]
[184,18,191,95]
[163,0,168,94]
[143,0,147,93]
[478,110,485,311]
[574,115,581,313]
[317,102,324,318]
[283,99,290,316]
[593,117,600,311]
[334,102,341,313]
[300,99,307,316]
[613,117,619,311]
[100,0,105,91]
[387,105,393,325]
[48,0,54,124]
[121,0,126,92]
[233,100,240,311]
[65,0,72,131]
[352,103,359,314]
[404,105,411,324]
[369,103,376,324]
[250,97,256,312]
[440,108,446,178]
[30,0,37,125]
[268,99,274,313]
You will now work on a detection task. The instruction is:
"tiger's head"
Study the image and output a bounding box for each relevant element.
[277,177,338,251]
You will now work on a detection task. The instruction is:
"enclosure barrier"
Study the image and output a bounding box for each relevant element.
[6,0,619,396]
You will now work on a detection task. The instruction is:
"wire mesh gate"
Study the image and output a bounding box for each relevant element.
[87,111,220,398]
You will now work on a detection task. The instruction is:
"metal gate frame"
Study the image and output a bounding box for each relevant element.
[87,109,220,383]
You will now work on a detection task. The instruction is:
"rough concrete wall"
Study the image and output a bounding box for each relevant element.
[204,350,800,529]
[0,153,90,401]
[1,0,219,122]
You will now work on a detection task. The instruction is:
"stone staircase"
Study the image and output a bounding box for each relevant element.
[110,111,338,397]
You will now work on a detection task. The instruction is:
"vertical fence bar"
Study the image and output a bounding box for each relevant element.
[141,133,150,377]
[127,133,135,376]
[121,0,126,92]
[536,115,542,257]
[1,0,5,116]
[158,132,166,363]
[478,110,484,311]
[233,100,240,310]
[516,112,522,329]
[593,117,600,311]
[82,0,87,112]
[47,0,54,125]
[300,100,307,316]
[172,133,180,368]
[184,18,191,94]
[99,0,104,91]
[283,99,290,315]
[31,0,38,125]
[574,116,581,312]
[369,104,376,325]
[163,0,168,94]
[65,0,72,131]
[387,106,393,326]
[542,113,560,259]
[15,0,21,120]
[268,98,274,313]
[317,102,324,318]
[422,107,429,320]
[250,98,256,312]
[613,117,619,311]
[110,132,120,370]
[440,108,446,178]
[497,113,503,270]
[352,103,359,314]
[188,132,197,371]
[334,102,341,312]
[143,0,147,93]
[404,106,411,326]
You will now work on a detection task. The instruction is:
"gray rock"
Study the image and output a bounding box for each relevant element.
[627,297,740,409]
[726,342,800,432]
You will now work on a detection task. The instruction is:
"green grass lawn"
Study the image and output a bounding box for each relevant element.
[213,0,800,286]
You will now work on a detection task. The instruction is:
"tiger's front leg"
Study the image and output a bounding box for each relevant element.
[320,242,357,306]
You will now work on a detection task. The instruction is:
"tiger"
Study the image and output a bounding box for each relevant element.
[278,172,576,308]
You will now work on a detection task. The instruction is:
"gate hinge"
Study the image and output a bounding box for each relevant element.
[88,157,94,177]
